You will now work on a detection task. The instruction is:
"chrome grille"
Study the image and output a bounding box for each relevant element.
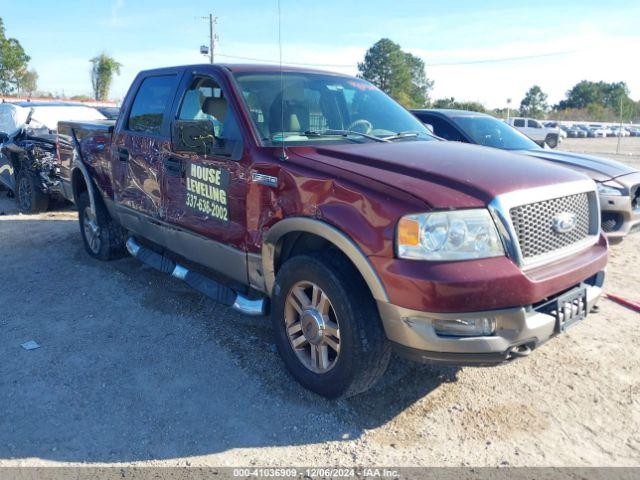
[510,193,591,260]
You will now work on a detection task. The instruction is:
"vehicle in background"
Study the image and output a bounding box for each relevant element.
[549,122,568,139]
[588,126,607,138]
[412,109,640,242]
[576,125,592,137]
[94,106,120,120]
[0,101,106,212]
[610,126,630,137]
[566,125,587,138]
[505,117,561,148]
[55,64,608,397]
[629,128,640,137]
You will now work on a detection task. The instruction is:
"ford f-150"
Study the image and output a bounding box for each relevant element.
[57,64,608,398]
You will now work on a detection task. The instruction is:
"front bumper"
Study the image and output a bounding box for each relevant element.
[378,271,605,366]
[600,172,640,242]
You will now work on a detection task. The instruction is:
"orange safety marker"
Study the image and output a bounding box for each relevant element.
[605,294,640,313]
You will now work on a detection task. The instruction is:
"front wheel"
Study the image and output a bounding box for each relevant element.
[16,170,49,213]
[271,251,391,398]
[77,191,126,261]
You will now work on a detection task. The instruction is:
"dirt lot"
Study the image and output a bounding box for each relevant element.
[560,136,640,170]
[0,143,639,467]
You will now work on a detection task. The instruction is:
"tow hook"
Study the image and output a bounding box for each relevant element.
[507,344,533,359]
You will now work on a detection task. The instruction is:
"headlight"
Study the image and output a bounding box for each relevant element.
[597,182,623,196]
[397,209,504,261]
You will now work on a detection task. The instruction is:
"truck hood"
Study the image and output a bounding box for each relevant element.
[515,149,636,182]
[292,141,588,209]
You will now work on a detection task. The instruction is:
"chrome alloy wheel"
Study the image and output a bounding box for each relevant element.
[83,206,101,254]
[284,281,341,374]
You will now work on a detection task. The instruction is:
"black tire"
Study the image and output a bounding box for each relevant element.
[77,191,126,261]
[271,250,391,398]
[16,170,49,213]
[545,134,559,149]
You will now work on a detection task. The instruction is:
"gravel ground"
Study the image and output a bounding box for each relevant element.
[559,137,640,170]
[0,152,639,467]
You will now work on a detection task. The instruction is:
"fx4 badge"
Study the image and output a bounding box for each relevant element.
[553,211,578,234]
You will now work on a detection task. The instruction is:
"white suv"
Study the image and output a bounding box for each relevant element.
[506,117,561,149]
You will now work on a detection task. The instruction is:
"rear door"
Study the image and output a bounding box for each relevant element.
[525,118,544,141]
[161,71,249,284]
[112,73,181,218]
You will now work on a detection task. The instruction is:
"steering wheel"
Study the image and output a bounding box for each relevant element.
[347,119,374,135]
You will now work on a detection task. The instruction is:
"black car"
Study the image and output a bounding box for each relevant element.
[411,109,640,242]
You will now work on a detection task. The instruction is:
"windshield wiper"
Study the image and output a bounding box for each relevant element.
[304,129,390,143]
[382,131,424,141]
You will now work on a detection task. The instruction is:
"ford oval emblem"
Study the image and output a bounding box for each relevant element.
[553,212,578,234]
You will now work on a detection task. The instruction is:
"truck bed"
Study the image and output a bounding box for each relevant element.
[57,119,117,202]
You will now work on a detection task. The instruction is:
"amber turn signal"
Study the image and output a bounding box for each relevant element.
[398,218,420,246]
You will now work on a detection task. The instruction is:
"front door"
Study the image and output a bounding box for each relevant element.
[113,74,180,217]
[161,72,249,284]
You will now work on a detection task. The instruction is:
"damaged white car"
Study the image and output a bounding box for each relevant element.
[0,102,106,213]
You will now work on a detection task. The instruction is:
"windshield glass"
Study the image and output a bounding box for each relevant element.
[233,72,435,146]
[453,115,540,150]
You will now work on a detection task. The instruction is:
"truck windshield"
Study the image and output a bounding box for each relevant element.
[454,115,540,151]
[233,72,435,146]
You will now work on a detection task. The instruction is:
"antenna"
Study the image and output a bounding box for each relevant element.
[278,0,288,161]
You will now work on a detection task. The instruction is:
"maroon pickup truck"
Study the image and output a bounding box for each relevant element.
[57,64,608,398]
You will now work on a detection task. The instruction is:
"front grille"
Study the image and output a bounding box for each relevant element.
[510,193,591,261]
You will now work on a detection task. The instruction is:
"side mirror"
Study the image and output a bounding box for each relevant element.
[171,120,216,155]
[423,123,435,134]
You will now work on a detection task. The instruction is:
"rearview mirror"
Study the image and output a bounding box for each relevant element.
[171,120,216,155]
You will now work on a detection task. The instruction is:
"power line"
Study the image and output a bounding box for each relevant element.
[214,53,356,68]
[427,49,580,66]
[213,48,579,69]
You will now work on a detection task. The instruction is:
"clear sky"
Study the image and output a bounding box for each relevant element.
[1,0,638,107]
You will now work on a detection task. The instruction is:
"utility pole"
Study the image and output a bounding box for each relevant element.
[208,14,216,64]
[199,14,217,64]
[616,96,624,155]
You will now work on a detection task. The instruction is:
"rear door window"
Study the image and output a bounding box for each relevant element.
[514,119,525,127]
[426,117,466,142]
[127,75,179,135]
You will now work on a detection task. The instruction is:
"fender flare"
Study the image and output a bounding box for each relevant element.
[69,129,97,217]
[261,217,389,303]
[71,163,98,217]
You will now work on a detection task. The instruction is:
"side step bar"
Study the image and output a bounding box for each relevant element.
[125,237,266,316]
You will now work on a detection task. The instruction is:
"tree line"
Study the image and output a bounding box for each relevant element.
[0,17,120,101]
[358,38,639,122]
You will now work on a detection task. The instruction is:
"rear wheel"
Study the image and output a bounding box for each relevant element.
[545,134,559,149]
[16,170,49,214]
[271,251,391,398]
[77,191,126,261]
